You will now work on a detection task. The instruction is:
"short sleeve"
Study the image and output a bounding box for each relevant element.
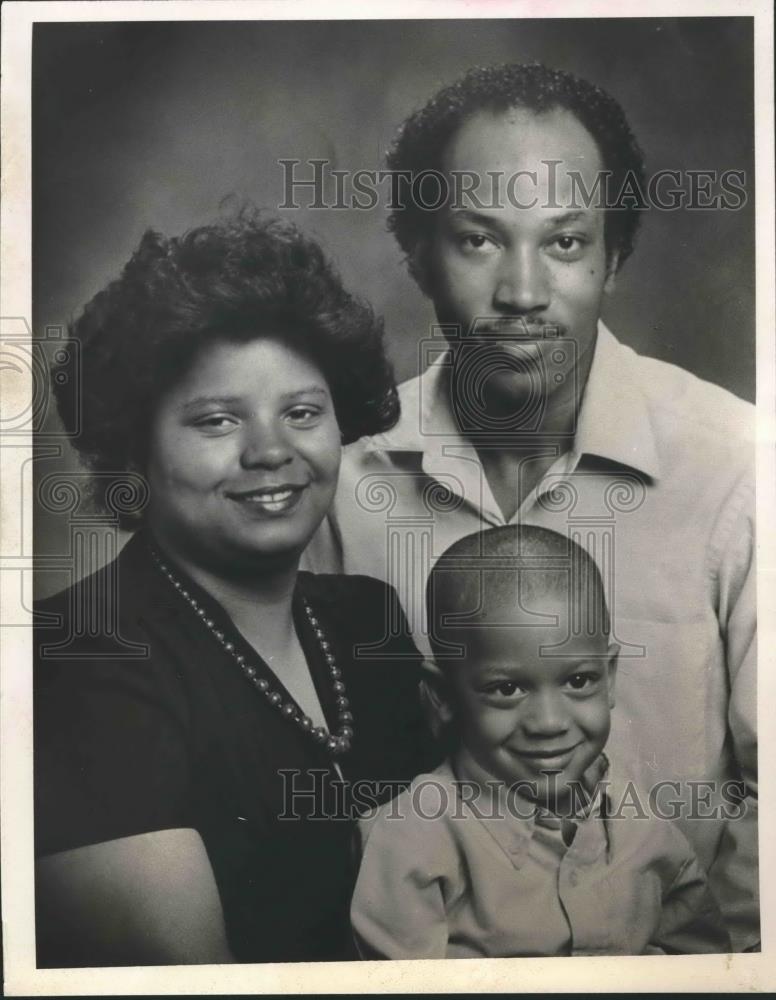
[34,654,194,856]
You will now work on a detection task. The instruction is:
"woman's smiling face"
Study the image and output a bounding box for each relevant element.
[145,336,341,572]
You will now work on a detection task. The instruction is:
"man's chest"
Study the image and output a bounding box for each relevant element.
[333,455,713,640]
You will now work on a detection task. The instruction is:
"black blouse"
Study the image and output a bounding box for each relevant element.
[33,532,435,965]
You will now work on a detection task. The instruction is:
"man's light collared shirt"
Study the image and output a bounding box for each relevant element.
[304,323,757,949]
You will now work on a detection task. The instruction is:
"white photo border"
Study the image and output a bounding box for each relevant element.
[2,0,774,993]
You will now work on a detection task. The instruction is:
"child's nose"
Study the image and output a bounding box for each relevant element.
[522,689,570,737]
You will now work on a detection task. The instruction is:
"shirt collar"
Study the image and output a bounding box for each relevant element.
[448,754,613,870]
[367,322,660,481]
[573,323,661,480]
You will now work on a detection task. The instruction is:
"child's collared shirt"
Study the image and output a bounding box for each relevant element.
[351,758,730,958]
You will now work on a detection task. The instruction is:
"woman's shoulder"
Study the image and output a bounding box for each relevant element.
[34,533,187,706]
[300,570,405,621]
[36,531,158,618]
[36,532,175,642]
[298,570,395,603]
[298,571,416,650]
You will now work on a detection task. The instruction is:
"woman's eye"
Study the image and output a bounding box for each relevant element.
[286,405,321,425]
[193,414,236,432]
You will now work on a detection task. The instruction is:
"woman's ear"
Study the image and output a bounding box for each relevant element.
[420,659,455,727]
[102,466,150,525]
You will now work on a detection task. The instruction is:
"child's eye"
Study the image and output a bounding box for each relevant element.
[482,680,523,699]
[565,671,601,692]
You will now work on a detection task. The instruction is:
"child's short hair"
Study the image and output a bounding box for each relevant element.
[426,525,610,664]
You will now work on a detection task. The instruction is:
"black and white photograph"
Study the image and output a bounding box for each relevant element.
[1,0,774,993]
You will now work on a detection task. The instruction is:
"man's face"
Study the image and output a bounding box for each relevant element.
[426,107,617,421]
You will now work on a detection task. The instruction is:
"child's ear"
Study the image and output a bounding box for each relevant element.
[605,642,620,709]
[420,659,455,727]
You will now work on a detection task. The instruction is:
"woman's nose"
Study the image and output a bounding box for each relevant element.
[522,689,570,737]
[493,247,550,314]
[239,421,294,470]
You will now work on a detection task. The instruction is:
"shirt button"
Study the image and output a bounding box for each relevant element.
[569,871,579,888]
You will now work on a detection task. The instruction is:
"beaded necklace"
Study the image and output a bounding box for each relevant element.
[150,548,354,757]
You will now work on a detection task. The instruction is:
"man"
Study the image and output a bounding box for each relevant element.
[304,64,757,950]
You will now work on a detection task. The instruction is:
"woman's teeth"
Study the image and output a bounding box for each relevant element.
[227,481,309,514]
[236,488,299,512]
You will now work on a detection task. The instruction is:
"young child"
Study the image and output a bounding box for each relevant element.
[351,525,730,958]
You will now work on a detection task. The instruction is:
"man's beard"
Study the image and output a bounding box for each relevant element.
[446,332,574,433]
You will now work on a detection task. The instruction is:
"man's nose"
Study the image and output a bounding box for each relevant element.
[522,689,570,737]
[493,246,550,313]
[240,420,294,470]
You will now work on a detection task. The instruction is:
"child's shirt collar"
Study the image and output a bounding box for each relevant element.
[447,754,613,871]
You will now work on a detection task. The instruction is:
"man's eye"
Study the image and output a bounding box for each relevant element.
[548,235,587,259]
[458,233,498,253]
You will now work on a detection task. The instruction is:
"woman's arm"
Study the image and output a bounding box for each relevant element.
[36,828,235,966]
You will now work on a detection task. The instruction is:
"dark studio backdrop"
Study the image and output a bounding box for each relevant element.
[31,17,755,596]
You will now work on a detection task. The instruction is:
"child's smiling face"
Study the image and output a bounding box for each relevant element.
[443,589,619,811]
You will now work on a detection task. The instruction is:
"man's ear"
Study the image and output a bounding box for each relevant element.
[420,658,455,726]
[603,250,620,295]
[605,642,619,709]
[409,239,435,299]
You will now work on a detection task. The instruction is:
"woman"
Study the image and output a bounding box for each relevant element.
[34,212,434,966]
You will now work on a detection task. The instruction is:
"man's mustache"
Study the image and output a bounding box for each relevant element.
[465,316,569,339]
